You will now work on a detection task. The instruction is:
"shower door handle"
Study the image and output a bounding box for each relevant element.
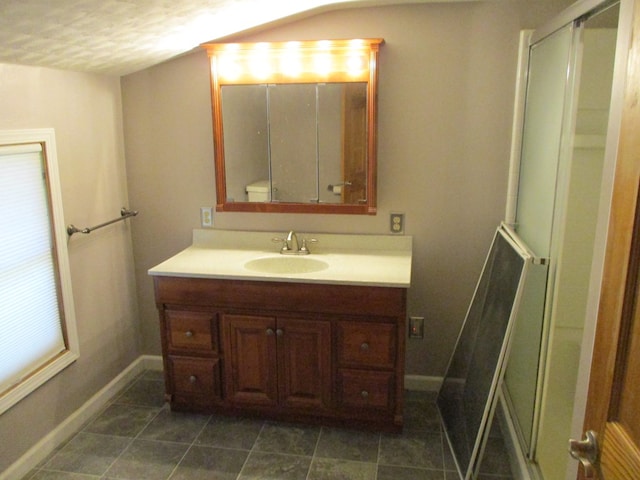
[569,430,599,478]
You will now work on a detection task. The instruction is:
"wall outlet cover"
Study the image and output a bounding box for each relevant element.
[200,207,213,227]
[390,213,404,234]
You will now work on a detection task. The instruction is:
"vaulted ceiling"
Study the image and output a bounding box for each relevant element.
[0,0,448,76]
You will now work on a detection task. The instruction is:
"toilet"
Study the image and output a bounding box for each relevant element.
[246,179,270,202]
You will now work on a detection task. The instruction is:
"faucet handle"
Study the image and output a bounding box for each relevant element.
[299,238,318,254]
[271,237,289,252]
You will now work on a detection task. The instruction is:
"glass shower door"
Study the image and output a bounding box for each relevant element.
[505,4,620,476]
[514,24,575,258]
[504,22,576,456]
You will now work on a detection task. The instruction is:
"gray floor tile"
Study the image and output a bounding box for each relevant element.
[377,464,445,480]
[141,370,166,381]
[28,471,102,479]
[379,431,444,470]
[445,470,460,480]
[169,445,248,480]
[139,409,209,444]
[104,439,189,480]
[195,415,263,450]
[314,428,380,462]
[478,437,512,476]
[238,451,312,480]
[404,393,442,433]
[83,404,160,437]
[115,379,166,408]
[42,432,130,476]
[253,422,320,456]
[442,435,456,471]
[26,370,517,480]
[307,458,377,480]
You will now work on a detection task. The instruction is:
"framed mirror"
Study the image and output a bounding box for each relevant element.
[202,39,383,214]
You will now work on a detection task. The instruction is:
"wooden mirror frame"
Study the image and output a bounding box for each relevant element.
[202,39,383,214]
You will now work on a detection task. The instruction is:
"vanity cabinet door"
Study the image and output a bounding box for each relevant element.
[337,321,396,369]
[222,314,278,406]
[337,369,395,410]
[168,356,222,400]
[277,317,332,411]
[165,310,218,354]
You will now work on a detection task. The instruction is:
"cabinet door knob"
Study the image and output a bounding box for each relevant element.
[276,328,284,337]
[361,390,369,398]
[266,328,275,336]
[185,330,194,338]
[189,375,197,384]
[360,342,369,351]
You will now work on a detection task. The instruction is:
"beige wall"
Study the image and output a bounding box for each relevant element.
[0,63,139,472]
[123,1,573,378]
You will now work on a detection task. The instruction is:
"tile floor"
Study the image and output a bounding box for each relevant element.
[25,370,514,480]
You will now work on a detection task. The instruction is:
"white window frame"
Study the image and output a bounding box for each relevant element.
[0,128,79,415]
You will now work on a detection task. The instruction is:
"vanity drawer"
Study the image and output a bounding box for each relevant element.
[337,321,396,369]
[337,369,395,410]
[168,356,221,398]
[165,310,218,354]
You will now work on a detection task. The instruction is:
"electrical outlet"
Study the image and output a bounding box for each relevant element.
[390,213,404,234]
[409,316,424,339]
[200,207,213,227]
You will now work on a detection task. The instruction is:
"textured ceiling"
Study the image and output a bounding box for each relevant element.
[0,0,447,76]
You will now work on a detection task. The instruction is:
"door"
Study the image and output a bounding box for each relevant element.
[575,2,640,477]
[505,22,575,460]
[222,314,332,410]
[277,317,332,410]
[342,83,367,204]
[222,314,278,406]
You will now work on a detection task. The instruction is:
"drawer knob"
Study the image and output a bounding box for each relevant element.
[185,330,194,338]
[189,375,197,384]
[360,342,369,351]
[266,328,275,336]
[361,390,369,398]
[276,328,284,337]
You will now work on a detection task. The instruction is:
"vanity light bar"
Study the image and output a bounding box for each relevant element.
[202,38,383,85]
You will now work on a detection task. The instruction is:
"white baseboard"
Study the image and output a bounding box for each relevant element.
[404,374,442,392]
[1,355,163,480]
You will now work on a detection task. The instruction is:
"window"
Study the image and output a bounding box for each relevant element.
[0,129,79,415]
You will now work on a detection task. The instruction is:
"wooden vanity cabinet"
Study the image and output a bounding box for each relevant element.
[222,314,332,411]
[154,276,407,431]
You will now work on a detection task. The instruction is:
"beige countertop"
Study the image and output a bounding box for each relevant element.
[148,229,412,288]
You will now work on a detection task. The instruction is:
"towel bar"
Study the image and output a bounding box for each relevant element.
[67,207,138,236]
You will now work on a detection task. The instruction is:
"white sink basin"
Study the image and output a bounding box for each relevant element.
[244,256,330,274]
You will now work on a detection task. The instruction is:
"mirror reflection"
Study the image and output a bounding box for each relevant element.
[222,82,367,205]
[202,38,383,214]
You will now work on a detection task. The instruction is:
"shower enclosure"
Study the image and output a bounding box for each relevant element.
[502,0,633,478]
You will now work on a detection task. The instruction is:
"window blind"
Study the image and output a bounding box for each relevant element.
[0,143,67,395]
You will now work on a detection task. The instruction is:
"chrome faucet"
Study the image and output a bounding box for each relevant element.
[271,230,317,255]
[286,230,299,252]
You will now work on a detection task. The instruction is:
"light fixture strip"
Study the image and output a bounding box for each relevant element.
[203,39,383,85]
